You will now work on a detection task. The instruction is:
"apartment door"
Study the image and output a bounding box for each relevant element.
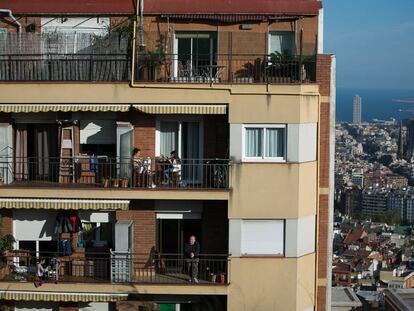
[157,120,203,184]
[116,122,133,180]
[174,32,217,79]
[0,124,13,184]
[157,218,201,254]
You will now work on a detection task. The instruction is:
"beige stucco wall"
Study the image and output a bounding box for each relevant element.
[229,162,317,219]
[228,253,315,311]
[0,83,319,125]
[229,93,318,124]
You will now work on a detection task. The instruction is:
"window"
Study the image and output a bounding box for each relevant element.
[82,222,112,244]
[173,32,217,79]
[269,31,296,56]
[243,125,286,161]
[241,220,284,255]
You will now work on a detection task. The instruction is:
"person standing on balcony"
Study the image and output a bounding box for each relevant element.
[132,148,143,187]
[34,259,47,287]
[184,235,200,283]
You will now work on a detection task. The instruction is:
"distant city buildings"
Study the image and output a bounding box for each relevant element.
[352,94,362,124]
[362,188,388,218]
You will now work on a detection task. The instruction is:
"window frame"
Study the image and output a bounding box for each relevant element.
[240,219,285,256]
[242,124,287,162]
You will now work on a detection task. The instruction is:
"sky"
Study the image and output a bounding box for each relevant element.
[323,0,414,90]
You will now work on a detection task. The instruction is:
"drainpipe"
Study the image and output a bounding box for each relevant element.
[0,9,22,32]
[139,0,145,48]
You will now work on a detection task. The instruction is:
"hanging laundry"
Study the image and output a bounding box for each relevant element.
[54,213,73,234]
[68,213,82,233]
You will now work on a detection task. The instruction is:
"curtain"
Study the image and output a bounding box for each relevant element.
[15,126,28,180]
[270,32,294,55]
[36,127,50,177]
[182,122,200,183]
[160,122,179,156]
[266,128,284,158]
[245,128,263,157]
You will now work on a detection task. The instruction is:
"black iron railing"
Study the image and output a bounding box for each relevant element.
[0,53,316,83]
[0,157,230,189]
[135,53,317,84]
[0,252,229,285]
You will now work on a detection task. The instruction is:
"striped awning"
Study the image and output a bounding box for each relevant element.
[0,290,128,302]
[0,198,129,210]
[0,104,130,113]
[133,104,227,115]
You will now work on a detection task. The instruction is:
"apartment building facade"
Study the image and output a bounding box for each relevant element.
[0,0,335,310]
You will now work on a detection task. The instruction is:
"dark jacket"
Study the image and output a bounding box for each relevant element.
[184,241,200,259]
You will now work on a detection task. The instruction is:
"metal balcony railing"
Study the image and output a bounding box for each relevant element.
[135,53,317,84]
[0,157,230,190]
[0,251,230,285]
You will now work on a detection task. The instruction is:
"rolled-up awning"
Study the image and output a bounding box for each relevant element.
[0,198,129,210]
[0,104,130,113]
[0,290,128,302]
[133,104,227,115]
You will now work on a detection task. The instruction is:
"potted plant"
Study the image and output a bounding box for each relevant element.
[219,272,226,284]
[121,178,129,188]
[140,50,164,81]
[112,178,119,188]
[0,234,15,280]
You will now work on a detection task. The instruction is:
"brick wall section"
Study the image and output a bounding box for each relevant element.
[317,194,329,280]
[0,209,13,237]
[115,210,156,256]
[201,201,228,254]
[117,111,156,158]
[319,102,330,188]
[203,115,229,159]
[317,286,327,311]
[133,114,156,158]
[316,54,333,311]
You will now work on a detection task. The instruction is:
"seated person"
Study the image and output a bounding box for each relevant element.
[132,148,143,172]
[163,150,181,184]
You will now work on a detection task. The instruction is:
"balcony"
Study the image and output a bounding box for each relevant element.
[0,157,230,190]
[0,31,317,84]
[0,251,229,285]
[136,53,316,84]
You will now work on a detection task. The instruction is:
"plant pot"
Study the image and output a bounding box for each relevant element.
[220,273,226,284]
[112,179,119,188]
[102,179,109,188]
[121,179,128,188]
[210,274,217,283]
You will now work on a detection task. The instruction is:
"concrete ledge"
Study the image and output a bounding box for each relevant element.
[0,188,230,201]
[0,282,228,298]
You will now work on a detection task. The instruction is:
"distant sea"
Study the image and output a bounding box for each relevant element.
[336,88,414,122]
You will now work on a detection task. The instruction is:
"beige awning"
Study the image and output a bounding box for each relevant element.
[0,290,128,302]
[0,104,130,113]
[0,198,129,210]
[133,104,227,115]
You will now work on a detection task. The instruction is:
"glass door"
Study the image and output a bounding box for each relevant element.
[116,123,133,180]
[174,32,217,80]
[182,122,202,184]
